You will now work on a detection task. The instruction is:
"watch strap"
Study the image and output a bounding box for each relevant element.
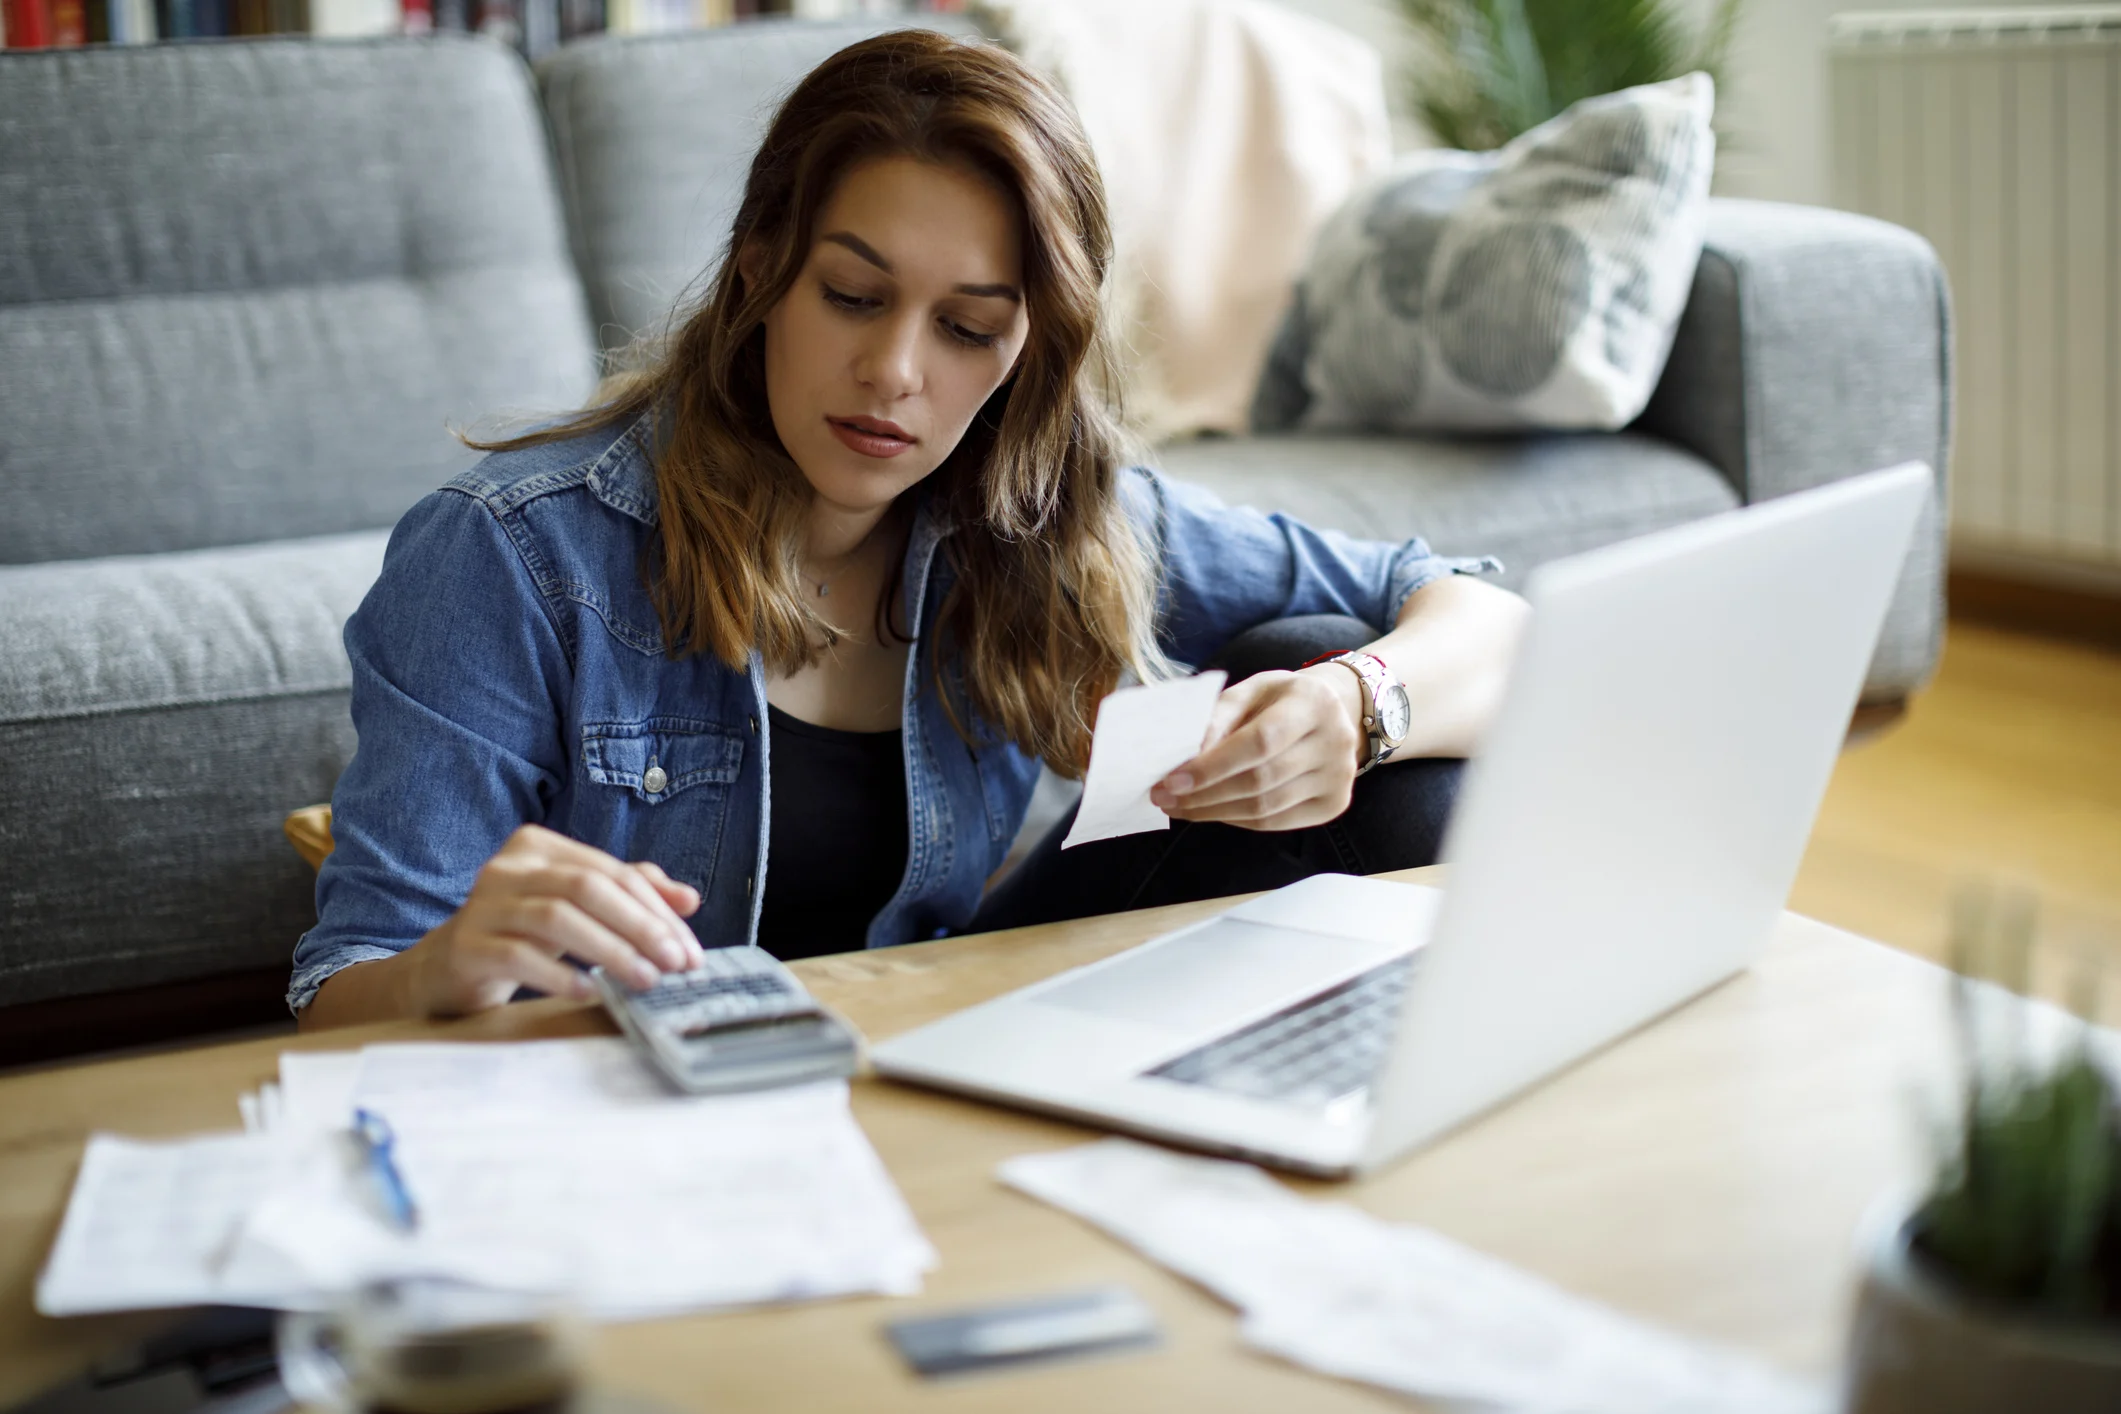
[1298,650,1395,775]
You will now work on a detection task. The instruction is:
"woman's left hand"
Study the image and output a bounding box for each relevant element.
[1149,667,1366,831]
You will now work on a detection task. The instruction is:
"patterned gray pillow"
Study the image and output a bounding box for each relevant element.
[1254,73,1714,434]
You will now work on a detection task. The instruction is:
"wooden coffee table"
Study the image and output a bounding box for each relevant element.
[0,866,1955,1410]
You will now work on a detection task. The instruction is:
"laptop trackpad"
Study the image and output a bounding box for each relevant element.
[1031,918,1407,1037]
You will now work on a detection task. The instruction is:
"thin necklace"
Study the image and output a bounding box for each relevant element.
[807,507,900,602]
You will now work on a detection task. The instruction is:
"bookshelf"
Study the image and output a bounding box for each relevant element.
[1,0,967,59]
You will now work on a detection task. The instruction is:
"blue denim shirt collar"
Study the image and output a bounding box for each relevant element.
[582,418,660,526]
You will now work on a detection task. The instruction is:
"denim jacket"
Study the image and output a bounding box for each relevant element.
[288,416,1495,1011]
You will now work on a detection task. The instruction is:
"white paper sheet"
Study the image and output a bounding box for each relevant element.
[45,1043,936,1321]
[36,1131,321,1315]
[276,1050,361,1130]
[238,1080,936,1320]
[1001,1139,1829,1414]
[347,1036,674,1116]
[1062,671,1226,848]
[258,1038,677,1135]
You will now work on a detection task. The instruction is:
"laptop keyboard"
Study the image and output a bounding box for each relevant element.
[1146,954,1417,1111]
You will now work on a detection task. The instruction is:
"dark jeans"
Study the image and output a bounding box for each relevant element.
[969,616,1464,933]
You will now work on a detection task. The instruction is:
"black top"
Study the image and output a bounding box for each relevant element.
[754,705,910,962]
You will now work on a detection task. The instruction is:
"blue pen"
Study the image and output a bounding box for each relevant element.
[352,1107,420,1233]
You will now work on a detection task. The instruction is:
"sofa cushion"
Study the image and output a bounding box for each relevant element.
[539,15,981,362]
[0,37,598,565]
[1150,430,1741,591]
[1259,74,1713,435]
[0,532,387,1007]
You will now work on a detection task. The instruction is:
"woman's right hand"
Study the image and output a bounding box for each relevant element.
[403,823,705,1017]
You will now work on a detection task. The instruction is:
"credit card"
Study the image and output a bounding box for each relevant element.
[885,1285,1161,1377]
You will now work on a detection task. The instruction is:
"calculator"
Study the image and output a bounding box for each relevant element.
[594,945,862,1094]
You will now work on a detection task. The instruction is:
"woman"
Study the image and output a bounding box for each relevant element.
[293,29,1527,1028]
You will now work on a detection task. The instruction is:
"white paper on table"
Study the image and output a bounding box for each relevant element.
[35,1131,326,1316]
[1062,671,1226,849]
[44,1046,935,1321]
[1001,1139,1829,1414]
[269,1037,673,1134]
[237,1080,935,1320]
[276,1050,362,1131]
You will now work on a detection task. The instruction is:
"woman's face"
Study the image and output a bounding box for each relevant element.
[758,155,1031,522]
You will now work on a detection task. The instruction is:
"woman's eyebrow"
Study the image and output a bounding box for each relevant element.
[820,231,1021,303]
[822,231,893,272]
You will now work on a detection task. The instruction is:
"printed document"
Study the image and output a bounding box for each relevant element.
[1063,671,1226,848]
[1002,1138,1828,1414]
[36,1132,314,1315]
[39,1040,934,1320]
[262,1036,673,1132]
[238,1081,933,1319]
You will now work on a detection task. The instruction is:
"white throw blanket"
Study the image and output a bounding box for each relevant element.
[974,0,1391,441]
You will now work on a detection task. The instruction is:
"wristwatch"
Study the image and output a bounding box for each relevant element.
[1300,651,1411,775]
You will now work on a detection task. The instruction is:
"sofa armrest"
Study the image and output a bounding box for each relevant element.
[1638,198,1952,702]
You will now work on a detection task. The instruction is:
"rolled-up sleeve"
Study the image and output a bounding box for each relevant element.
[1127,467,1500,668]
[287,488,573,1013]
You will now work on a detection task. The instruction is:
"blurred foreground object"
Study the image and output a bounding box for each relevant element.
[278,1278,586,1414]
[1841,881,2121,1412]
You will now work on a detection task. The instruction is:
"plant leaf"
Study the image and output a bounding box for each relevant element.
[1395,0,1742,150]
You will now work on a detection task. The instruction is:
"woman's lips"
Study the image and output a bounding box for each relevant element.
[827,416,915,459]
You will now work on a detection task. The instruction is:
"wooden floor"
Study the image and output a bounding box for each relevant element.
[1791,621,2121,1003]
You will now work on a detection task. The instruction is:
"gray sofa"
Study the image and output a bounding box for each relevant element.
[0,25,1949,1053]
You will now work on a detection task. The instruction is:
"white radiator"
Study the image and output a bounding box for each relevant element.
[1831,7,2121,578]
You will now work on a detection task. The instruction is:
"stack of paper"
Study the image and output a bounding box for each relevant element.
[1002,1139,1829,1414]
[39,1038,933,1321]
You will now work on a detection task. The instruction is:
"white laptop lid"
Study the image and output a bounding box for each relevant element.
[1359,463,1932,1171]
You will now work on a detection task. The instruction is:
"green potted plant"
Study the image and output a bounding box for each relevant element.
[1393,0,1743,151]
[1842,887,2121,1412]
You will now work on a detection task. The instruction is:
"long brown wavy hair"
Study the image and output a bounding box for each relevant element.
[473,28,1163,775]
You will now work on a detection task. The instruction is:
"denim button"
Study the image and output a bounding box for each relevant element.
[642,765,668,794]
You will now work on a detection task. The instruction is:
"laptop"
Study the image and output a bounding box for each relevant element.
[871,463,1931,1178]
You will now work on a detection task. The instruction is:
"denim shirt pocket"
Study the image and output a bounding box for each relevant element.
[580,717,744,802]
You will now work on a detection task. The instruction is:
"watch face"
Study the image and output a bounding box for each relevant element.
[1378,682,1412,743]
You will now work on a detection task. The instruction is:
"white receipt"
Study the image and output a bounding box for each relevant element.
[1001,1139,1827,1414]
[1062,671,1226,849]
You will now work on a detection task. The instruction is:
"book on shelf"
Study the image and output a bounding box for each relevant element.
[5,0,960,50]
[83,0,157,40]
[310,0,395,33]
[604,0,732,34]
[6,0,57,45]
